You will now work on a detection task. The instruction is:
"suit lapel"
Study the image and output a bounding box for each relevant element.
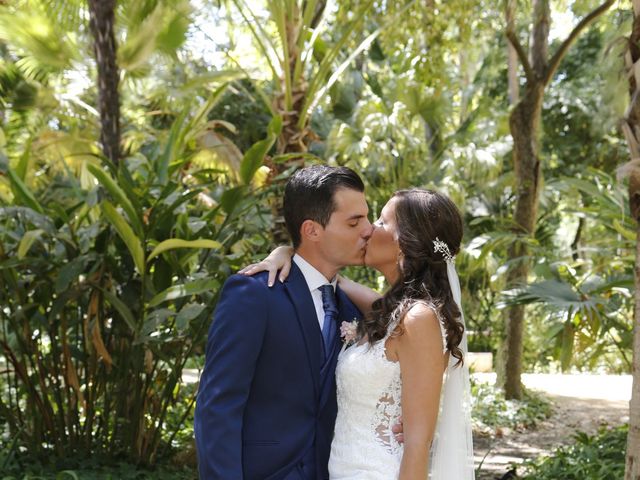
[284,264,322,396]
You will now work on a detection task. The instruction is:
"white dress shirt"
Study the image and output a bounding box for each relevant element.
[293,254,337,331]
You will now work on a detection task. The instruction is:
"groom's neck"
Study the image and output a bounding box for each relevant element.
[295,247,339,282]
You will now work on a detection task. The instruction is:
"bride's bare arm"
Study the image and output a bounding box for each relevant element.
[336,275,381,316]
[239,248,383,315]
[392,304,446,479]
[238,246,294,287]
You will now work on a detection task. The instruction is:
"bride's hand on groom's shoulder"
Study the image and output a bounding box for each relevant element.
[238,245,294,287]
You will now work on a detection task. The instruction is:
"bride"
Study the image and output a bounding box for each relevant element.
[243,189,474,479]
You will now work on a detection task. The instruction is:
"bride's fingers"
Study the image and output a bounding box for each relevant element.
[237,260,282,286]
[266,265,278,287]
[278,262,291,283]
[238,264,258,274]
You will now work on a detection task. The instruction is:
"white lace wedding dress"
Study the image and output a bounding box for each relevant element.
[328,312,447,479]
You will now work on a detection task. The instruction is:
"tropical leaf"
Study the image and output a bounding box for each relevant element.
[17,229,44,258]
[15,137,33,180]
[147,238,222,262]
[155,0,192,53]
[101,201,145,275]
[148,278,219,307]
[502,279,601,310]
[0,10,78,76]
[7,166,44,213]
[90,317,113,368]
[175,302,206,332]
[229,0,280,80]
[118,3,164,71]
[0,206,55,233]
[98,287,137,333]
[157,84,228,183]
[87,163,143,236]
[220,185,248,214]
[182,70,246,91]
[240,115,282,184]
[55,255,92,293]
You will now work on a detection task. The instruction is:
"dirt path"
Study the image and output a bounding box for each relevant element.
[473,374,632,480]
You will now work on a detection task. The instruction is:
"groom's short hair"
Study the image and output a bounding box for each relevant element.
[284,165,365,249]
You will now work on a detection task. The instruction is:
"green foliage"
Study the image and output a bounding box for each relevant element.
[207,80,272,153]
[499,169,634,373]
[0,460,196,479]
[0,94,275,464]
[471,379,553,434]
[240,115,282,184]
[519,424,628,480]
[0,0,635,473]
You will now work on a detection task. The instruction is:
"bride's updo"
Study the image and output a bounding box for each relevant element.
[359,189,465,365]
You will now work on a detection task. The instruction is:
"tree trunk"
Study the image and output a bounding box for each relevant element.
[502,0,614,399]
[504,83,545,399]
[88,0,120,166]
[506,0,519,104]
[503,0,549,400]
[622,3,640,478]
[629,228,640,480]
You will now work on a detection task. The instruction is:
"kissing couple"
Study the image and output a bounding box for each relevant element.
[194,165,475,479]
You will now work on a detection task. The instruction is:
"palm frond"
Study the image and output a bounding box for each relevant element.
[38,0,85,34]
[118,0,192,72]
[0,9,79,80]
[501,279,606,312]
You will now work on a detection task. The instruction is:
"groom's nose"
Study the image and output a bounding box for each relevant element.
[361,219,373,239]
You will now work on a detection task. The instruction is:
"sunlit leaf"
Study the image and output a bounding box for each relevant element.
[17,229,44,259]
[147,238,222,262]
[102,201,145,275]
[7,166,43,213]
[87,163,143,236]
[148,278,219,307]
[240,115,282,184]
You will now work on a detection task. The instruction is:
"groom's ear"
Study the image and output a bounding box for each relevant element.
[300,219,322,243]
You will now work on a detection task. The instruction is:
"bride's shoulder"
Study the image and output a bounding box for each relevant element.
[399,302,441,337]
[394,303,447,363]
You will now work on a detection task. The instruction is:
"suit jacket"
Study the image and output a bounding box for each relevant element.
[194,263,361,480]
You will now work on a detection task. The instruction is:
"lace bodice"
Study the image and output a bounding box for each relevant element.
[328,306,447,480]
[328,336,403,479]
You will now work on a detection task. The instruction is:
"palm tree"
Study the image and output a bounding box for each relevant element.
[229,0,410,165]
[88,0,120,166]
[621,2,640,478]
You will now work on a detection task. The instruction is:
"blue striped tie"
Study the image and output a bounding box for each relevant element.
[320,284,338,360]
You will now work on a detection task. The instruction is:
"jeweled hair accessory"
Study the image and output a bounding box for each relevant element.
[433,237,454,263]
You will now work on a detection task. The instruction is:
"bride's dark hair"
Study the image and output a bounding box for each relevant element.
[358,189,465,365]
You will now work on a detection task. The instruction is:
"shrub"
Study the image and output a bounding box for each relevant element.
[0,114,274,466]
[519,424,628,480]
[471,378,553,434]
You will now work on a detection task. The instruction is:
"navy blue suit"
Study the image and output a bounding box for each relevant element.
[194,263,361,479]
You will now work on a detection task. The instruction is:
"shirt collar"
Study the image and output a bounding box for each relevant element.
[293,254,337,292]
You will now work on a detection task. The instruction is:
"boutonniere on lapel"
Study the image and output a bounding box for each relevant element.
[339,320,359,346]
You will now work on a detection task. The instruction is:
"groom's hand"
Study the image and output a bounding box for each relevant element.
[392,415,404,443]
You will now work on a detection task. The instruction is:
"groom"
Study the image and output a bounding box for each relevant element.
[194,165,372,479]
